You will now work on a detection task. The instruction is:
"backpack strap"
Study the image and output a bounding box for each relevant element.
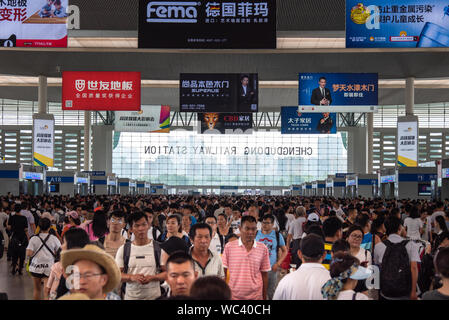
[153,240,161,272]
[276,231,281,253]
[218,234,224,254]
[30,234,53,261]
[122,240,132,274]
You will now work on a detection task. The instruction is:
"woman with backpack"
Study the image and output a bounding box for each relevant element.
[82,209,109,244]
[26,218,61,300]
[7,206,29,276]
[157,214,191,246]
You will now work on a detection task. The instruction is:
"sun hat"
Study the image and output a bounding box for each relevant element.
[57,293,90,300]
[349,265,373,280]
[61,244,121,294]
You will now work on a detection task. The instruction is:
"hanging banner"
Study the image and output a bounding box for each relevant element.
[138,0,276,49]
[0,0,68,47]
[180,73,258,112]
[281,106,337,134]
[33,117,54,167]
[397,117,418,167]
[115,105,170,133]
[198,113,252,134]
[62,71,141,111]
[346,0,449,48]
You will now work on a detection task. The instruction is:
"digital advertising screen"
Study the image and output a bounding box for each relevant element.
[299,73,378,107]
[180,73,258,112]
[281,107,337,134]
[0,0,68,47]
[138,0,276,49]
[346,0,449,48]
[198,113,253,134]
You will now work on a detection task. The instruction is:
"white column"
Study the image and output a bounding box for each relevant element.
[367,113,374,174]
[84,111,91,171]
[405,77,415,116]
[38,75,47,114]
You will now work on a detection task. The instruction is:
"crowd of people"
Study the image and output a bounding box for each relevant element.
[1,193,449,300]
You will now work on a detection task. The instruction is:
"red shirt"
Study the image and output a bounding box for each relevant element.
[222,238,271,300]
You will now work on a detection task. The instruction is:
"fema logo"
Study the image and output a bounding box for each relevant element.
[147,1,201,23]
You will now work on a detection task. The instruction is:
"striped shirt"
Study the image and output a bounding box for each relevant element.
[222,238,271,300]
[322,241,333,270]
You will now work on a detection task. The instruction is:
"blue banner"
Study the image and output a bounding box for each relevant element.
[299,73,378,106]
[281,107,337,134]
[346,0,449,48]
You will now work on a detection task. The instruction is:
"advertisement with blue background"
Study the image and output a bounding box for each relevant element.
[299,73,378,106]
[346,0,449,48]
[281,107,337,134]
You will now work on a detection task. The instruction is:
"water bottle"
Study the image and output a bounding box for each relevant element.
[417,22,449,47]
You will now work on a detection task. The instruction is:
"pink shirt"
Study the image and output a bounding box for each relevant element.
[222,238,271,300]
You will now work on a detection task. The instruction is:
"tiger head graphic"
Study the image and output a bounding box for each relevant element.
[204,113,219,130]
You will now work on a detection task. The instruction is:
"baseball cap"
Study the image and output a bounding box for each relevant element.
[300,234,325,258]
[308,213,320,222]
[350,266,373,280]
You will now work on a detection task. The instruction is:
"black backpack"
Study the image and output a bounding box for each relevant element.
[380,240,412,298]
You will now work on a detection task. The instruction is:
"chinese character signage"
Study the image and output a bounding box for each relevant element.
[281,107,337,134]
[0,0,68,47]
[299,73,378,107]
[138,0,276,48]
[346,0,449,48]
[180,73,258,112]
[62,72,141,111]
[33,118,54,167]
[198,113,252,134]
[115,105,170,133]
[397,118,418,167]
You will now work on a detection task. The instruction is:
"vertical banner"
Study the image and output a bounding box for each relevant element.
[397,116,418,167]
[33,115,55,167]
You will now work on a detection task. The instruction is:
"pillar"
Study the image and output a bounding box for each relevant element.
[367,113,374,174]
[92,125,113,174]
[38,75,47,114]
[347,127,368,174]
[84,111,91,171]
[405,77,414,116]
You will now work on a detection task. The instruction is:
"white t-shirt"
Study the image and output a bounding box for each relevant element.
[285,213,295,232]
[353,248,372,266]
[288,217,307,240]
[0,211,8,231]
[337,290,370,300]
[26,233,61,276]
[404,217,423,240]
[273,263,331,300]
[230,218,241,235]
[209,232,223,255]
[115,241,161,300]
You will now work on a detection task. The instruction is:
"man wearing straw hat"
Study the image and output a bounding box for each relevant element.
[61,244,121,300]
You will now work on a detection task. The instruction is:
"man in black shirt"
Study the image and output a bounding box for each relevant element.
[7,211,29,275]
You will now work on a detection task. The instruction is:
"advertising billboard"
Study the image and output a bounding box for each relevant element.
[198,113,252,134]
[0,0,68,47]
[281,107,337,134]
[180,73,258,112]
[138,0,276,49]
[33,118,54,167]
[298,73,378,112]
[62,71,141,111]
[115,105,170,133]
[346,0,449,48]
[397,119,418,167]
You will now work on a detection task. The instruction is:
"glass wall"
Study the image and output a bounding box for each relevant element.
[112,129,347,187]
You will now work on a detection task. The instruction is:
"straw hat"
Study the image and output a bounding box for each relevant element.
[61,244,121,294]
[57,293,90,300]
